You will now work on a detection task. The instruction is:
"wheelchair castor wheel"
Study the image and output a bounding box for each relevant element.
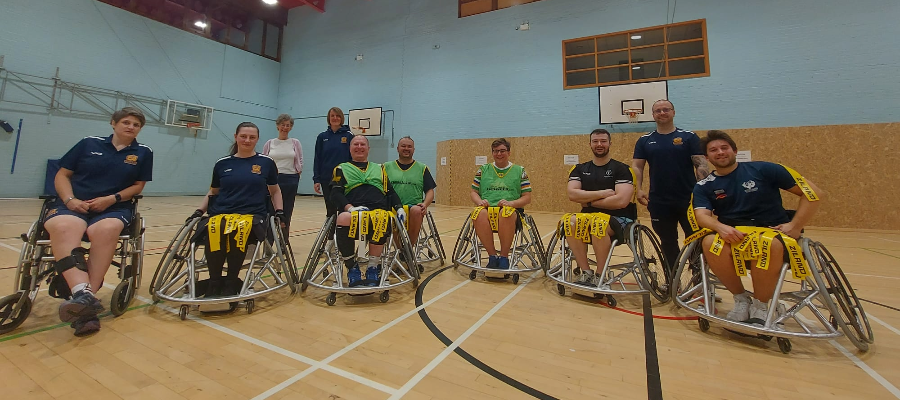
[606,296,617,307]
[556,284,566,296]
[511,274,520,284]
[246,299,255,314]
[418,264,425,274]
[469,270,477,280]
[110,279,133,317]
[777,337,792,354]
[380,291,390,303]
[179,305,189,320]
[830,315,838,329]
[698,318,710,332]
[326,292,337,306]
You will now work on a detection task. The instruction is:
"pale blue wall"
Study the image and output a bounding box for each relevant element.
[0,0,281,197]
[279,0,900,195]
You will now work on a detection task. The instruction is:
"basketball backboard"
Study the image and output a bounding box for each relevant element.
[165,100,214,131]
[598,81,668,124]
[348,107,382,136]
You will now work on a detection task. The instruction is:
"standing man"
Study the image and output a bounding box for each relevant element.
[632,100,709,275]
[384,136,436,250]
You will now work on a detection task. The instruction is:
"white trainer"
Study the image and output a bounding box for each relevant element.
[725,292,753,322]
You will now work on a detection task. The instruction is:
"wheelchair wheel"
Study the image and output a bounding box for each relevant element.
[110,279,134,317]
[0,293,32,334]
[273,219,299,293]
[150,219,198,302]
[671,240,704,305]
[631,225,670,302]
[452,217,475,264]
[426,211,447,262]
[524,215,547,271]
[394,216,419,280]
[806,240,874,351]
[301,216,333,293]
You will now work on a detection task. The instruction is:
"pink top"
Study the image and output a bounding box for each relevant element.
[262,138,304,174]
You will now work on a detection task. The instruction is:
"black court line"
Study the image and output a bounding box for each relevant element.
[415,266,560,400]
[860,298,900,313]
[643,293,664,400]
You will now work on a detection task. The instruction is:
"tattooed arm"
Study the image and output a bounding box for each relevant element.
[692,155,710,180]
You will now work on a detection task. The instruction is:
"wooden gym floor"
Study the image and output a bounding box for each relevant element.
[1,196,899,400]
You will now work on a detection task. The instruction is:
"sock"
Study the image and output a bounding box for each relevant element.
[71,282,93,295]
[367,256,379,270]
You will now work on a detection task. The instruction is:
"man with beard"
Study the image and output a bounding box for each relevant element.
[632,100,708,275]
[384,136,436,250]
[565,129,637,286]
[692,130,823,323]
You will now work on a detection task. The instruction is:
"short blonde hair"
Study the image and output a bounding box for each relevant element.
[327,107,345,126]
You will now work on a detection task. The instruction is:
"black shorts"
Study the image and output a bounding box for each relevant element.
[192,214,269,247]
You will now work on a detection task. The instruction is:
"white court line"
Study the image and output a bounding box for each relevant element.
[869,235,900,244]
[130,294,397,395]
[845,273,900,280]
[252,279,472,400]
[868,313,900,337]
[830,340,900,398]
[388,270,540,400]
[0,241,20,252]
[795,313,900,398]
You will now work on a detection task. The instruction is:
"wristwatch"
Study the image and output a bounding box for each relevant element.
[114,193,122,202]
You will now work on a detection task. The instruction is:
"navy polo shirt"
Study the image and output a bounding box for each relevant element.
[633,128,702,208]
[692,161,797,226]
[58,135,153,201]
[209,153,278,217]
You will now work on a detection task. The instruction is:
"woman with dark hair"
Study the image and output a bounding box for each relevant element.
[189,122,284,297]
[262,114,303,234]
[312,107,353,224]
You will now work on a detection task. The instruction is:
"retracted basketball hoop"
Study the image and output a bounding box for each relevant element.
[624,109,642,123]
[186,122,201,136]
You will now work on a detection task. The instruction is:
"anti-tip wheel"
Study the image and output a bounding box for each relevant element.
[556,284,566,296]
[699,318,710,332]
[379,291,390,303]
[469,270,477,280]
[246,299,255,314]
[511,274,520,284]
[777,337,792,354]
[179,305,189,320]
[326,292,337,306]
[606,296,617,308]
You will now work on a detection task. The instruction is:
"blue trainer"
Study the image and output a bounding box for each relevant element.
[497,256,510,270]
[347,265,363,287]
[58,290,104,323]
[486,255,499,269]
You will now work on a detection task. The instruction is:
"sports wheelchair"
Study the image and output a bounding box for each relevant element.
[0,195,145,334]
[301,210,419,306]
[149,209,298,319]
[452,207,545,284]
[544,213,669,307]
[671,229,874,353]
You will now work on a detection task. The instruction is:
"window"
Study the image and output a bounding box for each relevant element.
[562,19,709,89]
[459,0,544,18]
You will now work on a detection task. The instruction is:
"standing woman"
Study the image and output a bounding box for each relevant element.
[263,114,303,234]
[312,107,353,228]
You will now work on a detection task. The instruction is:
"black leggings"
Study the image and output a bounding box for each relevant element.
[648,202,693,276]
[277,173,299,229]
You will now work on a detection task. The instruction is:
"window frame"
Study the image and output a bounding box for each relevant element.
[562,19,709,89]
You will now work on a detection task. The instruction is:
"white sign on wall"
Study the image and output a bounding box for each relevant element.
[441,157,447,166]
[736,150,752,162]
[564,155,579,165]
[475,156,487,166]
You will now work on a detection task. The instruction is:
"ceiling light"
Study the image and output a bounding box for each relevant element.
[632,66,641,70]
[262,0,278,5]
[194,20,207,28]
[631,35,642,40]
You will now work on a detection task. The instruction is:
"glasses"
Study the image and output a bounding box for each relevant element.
[652,108,673,114]
[492,149,508,154]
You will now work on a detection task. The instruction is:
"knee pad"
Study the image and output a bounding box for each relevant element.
[54,247,89,274]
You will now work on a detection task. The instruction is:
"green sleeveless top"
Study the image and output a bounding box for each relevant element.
[473,163,530,206]
[340,162,387,195]
[384,160,426,205]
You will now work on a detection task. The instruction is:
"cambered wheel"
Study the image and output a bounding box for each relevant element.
[110,279,134,317]
[632,225,670,303]
[698,318,710,332]
[326,292,337,306]
[806,240,873,351]
[777,337,792,354]
[0,293,32,334]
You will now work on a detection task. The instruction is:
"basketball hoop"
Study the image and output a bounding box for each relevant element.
[186,122,201,136]
[353,126,368,134]
[624,109,642,123]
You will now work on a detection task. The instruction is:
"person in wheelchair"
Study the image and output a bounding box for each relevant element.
[692,130,823,324]
[331,135,405,287]
[565,129,637,286]
[44,107,153,336]
[384,136,436,251]
[188,122,284,297]
[470,138,532,270]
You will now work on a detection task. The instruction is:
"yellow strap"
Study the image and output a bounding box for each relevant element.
[560,213,610,243]
[402,205,410,230]
[779,164,819,202]
[684,228,713,245]
[207,214,254,253]
[348,209,391,241]
[709,234,725,256]
[756,230,777,271]
[349,211,359,237]
[687,193,701,232]
[782,235,810,279]
[694,226,811,279]
[488,207,500,231]
[731,245,748,277]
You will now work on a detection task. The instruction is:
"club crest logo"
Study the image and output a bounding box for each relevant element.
[251,165,262,174]
[341,137,348,143]
[124,155,138,165]
[742,180,758,193]
[673,137,683,145]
